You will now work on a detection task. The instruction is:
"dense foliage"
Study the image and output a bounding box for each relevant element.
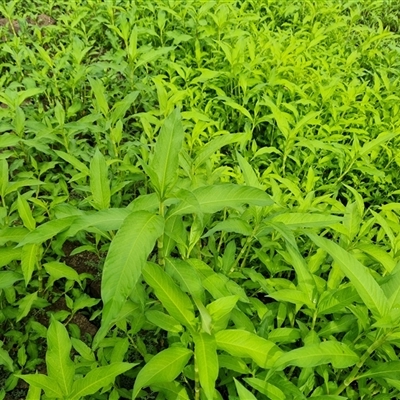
[1,0,400,399]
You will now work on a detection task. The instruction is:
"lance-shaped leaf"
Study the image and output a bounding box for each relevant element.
[274,341,359,369]
[149,108,184,198]
[308,234,389,318]
[172,184,273,215]
[132,347,192,399]
[17,217,76,247]
[46,317,75,396]
[16,374,63,398]
[151,382,190,400]
[193,333,218,400]
[244,378,285,400]
[234,378,257,400]
[90,149,111,210]
[215,330,283,368]
[69,362,134,400]
[96,212,164,346]
[143,262,196,331]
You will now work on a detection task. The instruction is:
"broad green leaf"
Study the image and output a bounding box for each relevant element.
[244,377,285,400]
[274,341,358,370]
[97,211,164,346]
[46,317,75,395]
[234,378,257,400]
[193,134,245,169]
[5,179,44,196]
[132,347,192,399]
[16,374,63,398]
[215,329,283,368]
[70,338,95,362]
[0,271,23,289]
[165,257,205,300]
[88,77,109,116]
[21,243,39,286]
[358,243,396,273]
[285,244,316,304]
[0,227,28,245]
[143,262,196,331]
[69,363,133,400]
[359,130,399,157]
[0,247,21,267]
[308,234,390,318]
[268,328,301,344]
[236,152,261,188]
[151,382,190,400]
[26,384,41,400]
[0,346,14,371]
[173,184,273,215]
[66,208,130,236]
[17,292,38,322]
[207,295,239,332]
[90,149,111,210]
[317,287,359,315]
[202,218,252,238]
[357,361,400,380]
[219,355,251,374]
[145,310,183,333]
[270,212,342,228]
[0,134,20,149]
[17,217,76,247]
[53,150,89,175]
[193,333,218,400]
[0,159,9,198]
[149,108,184,198]
[268,289,315,309]
[43,262,81,284]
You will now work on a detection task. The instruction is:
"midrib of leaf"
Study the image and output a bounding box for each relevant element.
[145,267,195,330]
[104,214,160,304]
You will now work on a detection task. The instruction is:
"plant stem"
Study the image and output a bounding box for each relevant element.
[334,331,389,395]
[158,200,165,267]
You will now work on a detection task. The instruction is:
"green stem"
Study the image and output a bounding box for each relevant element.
[334,331,389,395]
[158,200,165,267]
[194,352,200,400]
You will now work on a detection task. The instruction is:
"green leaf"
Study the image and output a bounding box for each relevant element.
[357,361,400,380]
[88,77,109,116]
[90,149,111,210]
[244,377,285,400]
[207,296,239,332]
[165,257,204,301]
[21,243,39,286]
[308,234,390,318]
[143,262,196,331]
[66,208,131,236]
[0,159,9,198]
[132,347,192,399]
[193,134,245,169]
[43,262,81,284]
[236,152,261,188]
[274,341,359,369]
[317,287,359,315]
[202,218,252,238]
[193,333,218,400]
[0,271,23,289]
[172,184,273,215]
[215,329,283,368]
[16,374,63,398]
[234,378,257,400]
[53,150,90,175]
[149,108,184,198]
[270,212,342,228]
[69,363,133,400]
[96,211,164,346]
[151,382,190,400]
[16,292,38,322]
[17,217,76,247]
[0,346,14,372]
[46,317,75,396]
[0,247,21,267]
[145,310,183,333]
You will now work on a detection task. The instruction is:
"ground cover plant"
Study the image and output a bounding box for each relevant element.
[1,0,400,398]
